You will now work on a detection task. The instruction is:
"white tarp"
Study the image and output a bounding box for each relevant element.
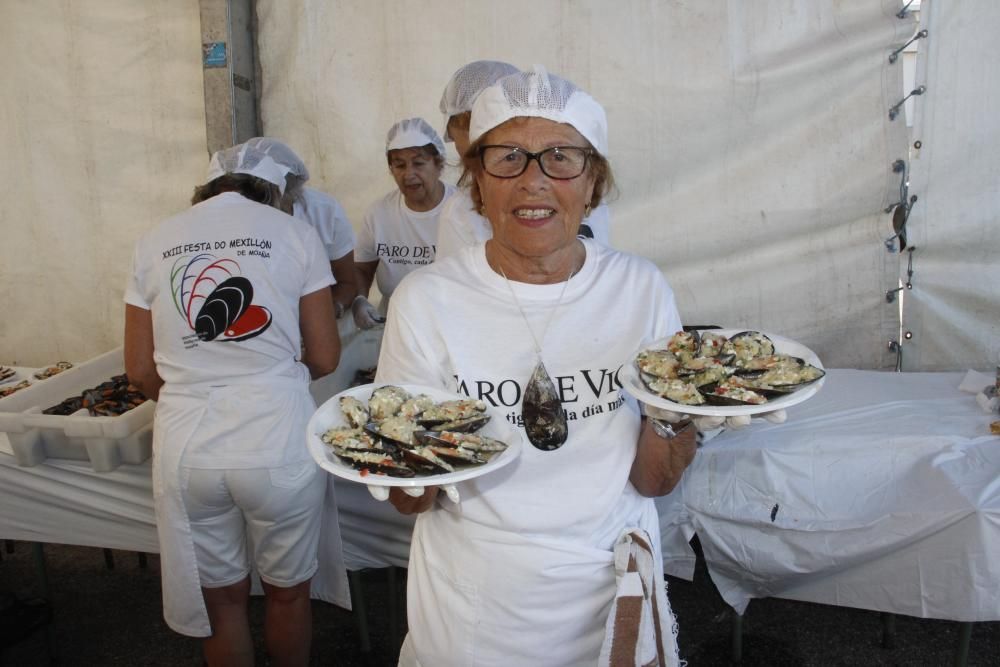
[0,1,208,366]
[257,0,915,369]
[2,1,994,369]
[903,0,1000,371]
[673,369,1000,622]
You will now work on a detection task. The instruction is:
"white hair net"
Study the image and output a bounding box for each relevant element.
[439,60,520,141]
[243,137,309,181]
[385,117,445,157]
[469,65,608,156]
[205,143,291,194]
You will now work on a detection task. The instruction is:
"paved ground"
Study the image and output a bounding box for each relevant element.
[1,539,997,666]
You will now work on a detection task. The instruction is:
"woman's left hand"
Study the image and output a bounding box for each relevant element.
[629,418,698,497]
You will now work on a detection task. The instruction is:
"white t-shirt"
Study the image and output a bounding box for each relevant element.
[354,184,456,300]
[435,189,613,261]
[293,186,355,262]
[124,192,334,389]
[377,239,681,542]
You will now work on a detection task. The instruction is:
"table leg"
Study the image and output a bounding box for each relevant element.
[31,543,49,602]
[348,570,371,654]
[880,612,896,649]
[731,607,744,663]
[953,622,972,667]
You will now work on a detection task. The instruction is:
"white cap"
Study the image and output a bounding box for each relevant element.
[243,137,309,181]
[385,118,446,156]
[206,143,292,194]
[469,65,608,156]
[439,60,520,141]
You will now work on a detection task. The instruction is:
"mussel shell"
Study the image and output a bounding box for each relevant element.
[423,444,488,466]
[728,331,776,365]
[666,330,701,362]
[331,447,416,477]
[635,349,680,379]
[401,447,455,474]
[417,430,509,453]
[364,417,424,448]
[642,376,706,405]
[754,365,826,393]
[522,361,568,451]
[368,385,412,421]
[698,331,732,361]
[339,396,370,428]
[398,394,436,419]
[704,382,768,406]
[416,399,488,426]
[433,414,491,433]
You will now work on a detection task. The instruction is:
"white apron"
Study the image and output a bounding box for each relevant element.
[152,376,337,636]
[398,499,664,667]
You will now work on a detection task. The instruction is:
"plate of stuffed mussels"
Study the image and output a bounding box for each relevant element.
[308,383,524,487]
[621,329,826,417]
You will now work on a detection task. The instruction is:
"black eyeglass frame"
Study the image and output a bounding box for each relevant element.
[478,145,593,180]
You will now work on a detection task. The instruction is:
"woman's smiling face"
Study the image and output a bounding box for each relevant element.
[476,117,596,262]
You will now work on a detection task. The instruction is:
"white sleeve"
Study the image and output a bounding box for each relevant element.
[373,285,452,389]
[300,226,336,295]
[326,198,356,260]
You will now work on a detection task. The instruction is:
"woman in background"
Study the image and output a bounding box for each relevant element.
[124,144,339,667]
[351,118,455,329]
[244,136,359,319]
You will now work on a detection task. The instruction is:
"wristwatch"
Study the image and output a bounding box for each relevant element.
[649,418,702,445]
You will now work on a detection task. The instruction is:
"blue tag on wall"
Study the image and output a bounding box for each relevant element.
[203,42,227,68]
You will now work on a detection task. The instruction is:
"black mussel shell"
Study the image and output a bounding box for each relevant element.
[332,449,416,477]
[522,362,567,451]
[728,330,776,362]
[703,383,768,406]
[432,414,490,433]
[400,447,454,474]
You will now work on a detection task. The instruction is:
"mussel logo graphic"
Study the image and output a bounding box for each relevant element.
[171,254,272,342]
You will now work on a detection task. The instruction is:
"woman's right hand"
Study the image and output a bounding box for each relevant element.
[388,486,440,514]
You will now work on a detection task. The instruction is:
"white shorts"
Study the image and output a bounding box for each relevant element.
[181,460,326,588]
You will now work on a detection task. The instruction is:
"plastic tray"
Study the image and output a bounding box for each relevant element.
[0,348,154,472]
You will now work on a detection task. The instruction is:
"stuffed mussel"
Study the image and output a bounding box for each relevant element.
[322,387,508,478]
[635,330,823,407]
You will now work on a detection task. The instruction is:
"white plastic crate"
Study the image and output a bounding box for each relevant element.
[0,327,382,473]
[0,347,154,472]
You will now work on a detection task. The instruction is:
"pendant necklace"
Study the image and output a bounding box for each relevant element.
[498,262,575,451]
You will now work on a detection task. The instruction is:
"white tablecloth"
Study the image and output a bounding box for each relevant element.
[664,369,1000,622]
[2,369,997,623]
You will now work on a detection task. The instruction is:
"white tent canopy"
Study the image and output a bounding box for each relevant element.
[2,0,997,372]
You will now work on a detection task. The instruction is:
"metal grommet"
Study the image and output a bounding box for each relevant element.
[914,140,922,149]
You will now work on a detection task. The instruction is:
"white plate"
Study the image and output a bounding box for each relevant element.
[620,329,826,417]
[307,383,524,488]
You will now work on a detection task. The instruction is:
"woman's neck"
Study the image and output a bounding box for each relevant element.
[485,239,585,284]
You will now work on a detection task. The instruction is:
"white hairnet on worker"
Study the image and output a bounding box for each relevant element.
[469,64,609,156]
[243,137,310,181]
[385,118,445,157]
[205,143,291,194]
[439,60,520,141]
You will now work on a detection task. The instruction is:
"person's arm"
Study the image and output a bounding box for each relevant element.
[300,287,340,379]
[123,304,164,401]
[329,252,359,318]
[355,259,378,300]
[629,417,697,497]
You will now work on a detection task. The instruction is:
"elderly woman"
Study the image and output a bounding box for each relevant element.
[375,67,693,666]
[352,118,455,329]
[124,144,339,666]
[244,137,359,319]
[435,61,614,261]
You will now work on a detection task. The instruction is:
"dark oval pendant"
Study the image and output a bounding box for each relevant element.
[522,361,568,451]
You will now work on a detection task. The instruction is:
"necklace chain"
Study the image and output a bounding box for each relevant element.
[498,265,575,358]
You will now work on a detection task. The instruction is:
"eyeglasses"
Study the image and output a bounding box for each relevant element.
[479,145,592,180]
